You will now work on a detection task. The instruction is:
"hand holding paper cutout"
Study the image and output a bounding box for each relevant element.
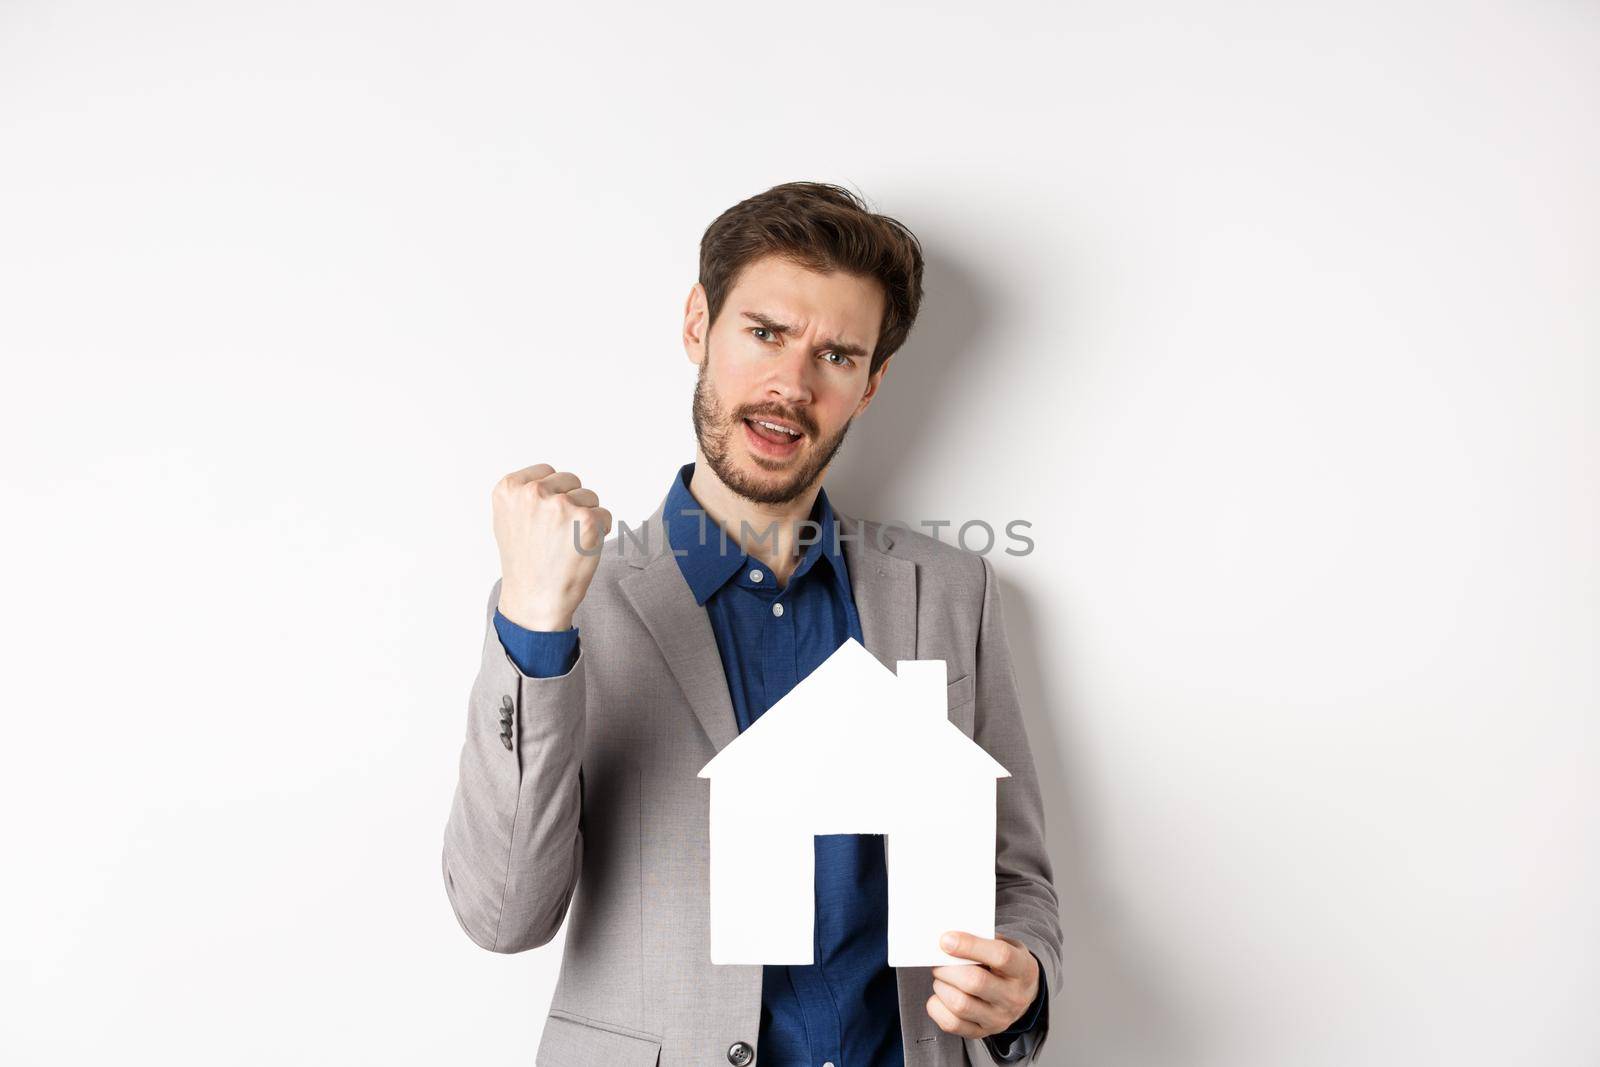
[926,931,1041,1038]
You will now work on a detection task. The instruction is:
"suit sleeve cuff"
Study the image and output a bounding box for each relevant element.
[493,609,580,679]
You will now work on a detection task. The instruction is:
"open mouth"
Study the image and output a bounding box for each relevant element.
[743,417,805,456]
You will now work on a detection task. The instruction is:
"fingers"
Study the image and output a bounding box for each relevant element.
[927,976,1006,1035]
[494,467,603,514]
[926,993,983,1038]
[537,470,583,496]
[931,963,1001,1003]
[500,463,556,488]
[496,466,584,497]
[939,931,1021,975]
[567,502,612,552]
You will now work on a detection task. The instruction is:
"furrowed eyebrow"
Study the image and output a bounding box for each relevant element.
[741,310,869,360]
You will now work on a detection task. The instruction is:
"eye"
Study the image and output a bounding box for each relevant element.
[750,327,775,342]
[821,351,853,368]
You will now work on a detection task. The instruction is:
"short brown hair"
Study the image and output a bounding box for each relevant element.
[698,181,925,377]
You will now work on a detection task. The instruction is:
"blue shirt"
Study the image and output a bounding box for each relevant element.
[494,462,1046,1064]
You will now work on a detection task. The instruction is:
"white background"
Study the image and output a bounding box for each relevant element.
[2,1,1594,1064]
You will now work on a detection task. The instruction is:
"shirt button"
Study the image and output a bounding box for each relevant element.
[772,602,784,618]
[749,568,764,582]
[823,1062,836,1067]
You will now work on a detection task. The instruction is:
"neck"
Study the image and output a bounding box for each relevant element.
[687,450,823,584]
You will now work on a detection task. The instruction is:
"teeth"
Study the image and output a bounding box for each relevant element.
[756,420,800,437]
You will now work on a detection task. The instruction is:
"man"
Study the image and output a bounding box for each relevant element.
[442,182,1062,1066]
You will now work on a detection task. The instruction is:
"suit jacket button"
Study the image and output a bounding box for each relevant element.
[500,734,513,750]
[727,1041,754,1066]
[500,695,513,712]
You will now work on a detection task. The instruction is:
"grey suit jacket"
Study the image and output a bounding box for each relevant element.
[442,494,1063,1066]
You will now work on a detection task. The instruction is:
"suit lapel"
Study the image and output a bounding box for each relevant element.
[619,504,742,753]
[835,507,919,672]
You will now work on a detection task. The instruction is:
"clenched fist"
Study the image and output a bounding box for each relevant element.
[492,464,613,632]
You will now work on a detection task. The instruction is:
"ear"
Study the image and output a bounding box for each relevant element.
[854,356,892,416]
[683,282,710,367]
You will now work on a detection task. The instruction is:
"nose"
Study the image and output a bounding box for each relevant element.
[764,345,815,407]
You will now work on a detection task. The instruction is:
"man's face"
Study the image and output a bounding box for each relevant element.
[685,254,889,506]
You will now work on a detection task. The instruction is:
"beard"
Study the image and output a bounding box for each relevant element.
[691,339,854,507]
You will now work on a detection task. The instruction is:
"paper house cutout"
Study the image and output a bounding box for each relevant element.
[698,638,1010,967]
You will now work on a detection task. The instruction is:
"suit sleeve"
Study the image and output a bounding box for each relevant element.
[441,577,586,953]
[963,554,1065,1065]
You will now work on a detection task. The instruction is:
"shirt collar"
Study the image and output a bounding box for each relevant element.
[663,461,854,607]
